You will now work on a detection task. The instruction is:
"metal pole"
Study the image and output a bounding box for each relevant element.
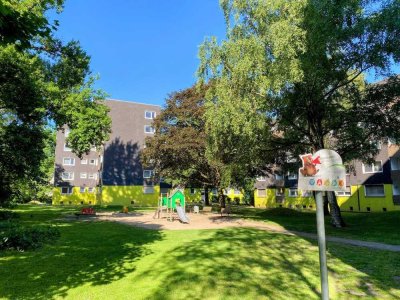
[315,191,329,300]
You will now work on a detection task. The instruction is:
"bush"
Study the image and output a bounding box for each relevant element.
[0,223,60,251]
[0,210,19,221]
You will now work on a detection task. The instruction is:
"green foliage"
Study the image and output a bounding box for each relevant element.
[198,0,400,225]
[0,222,60,251]
[0,210,19,221]
[0,1,111,205]
[142,84,223,189]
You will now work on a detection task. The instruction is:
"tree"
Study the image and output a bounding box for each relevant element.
[198,0,400,227]
[142,84,237,206]
[0,1,111,205]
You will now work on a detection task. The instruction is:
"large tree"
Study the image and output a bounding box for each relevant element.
[198,0,400,226]
[0,1,111,205]
[142,84,254,206]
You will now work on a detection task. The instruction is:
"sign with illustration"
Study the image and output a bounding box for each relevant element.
[298,149,346,192]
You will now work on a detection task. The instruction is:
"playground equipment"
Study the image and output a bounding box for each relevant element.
[153,188,189,223]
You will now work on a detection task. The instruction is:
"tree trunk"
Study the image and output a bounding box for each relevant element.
[204,186,210,206]
[218,188,226,208]
[327,191,346,227]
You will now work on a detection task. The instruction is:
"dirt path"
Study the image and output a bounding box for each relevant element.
[94,211,400,252]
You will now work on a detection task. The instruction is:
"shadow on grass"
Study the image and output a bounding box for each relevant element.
[0,221,164,300]
[134,228,322,299]
[131,228,400,299]
[233,207,400,245]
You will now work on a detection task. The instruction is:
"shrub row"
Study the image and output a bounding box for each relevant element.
[0,223,60,251]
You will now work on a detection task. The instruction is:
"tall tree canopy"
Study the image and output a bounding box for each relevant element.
[142,85,258,206]
[0,0,111,204]
[198,0,400,226]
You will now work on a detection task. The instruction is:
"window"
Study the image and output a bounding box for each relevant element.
[80,187,85,193]
[275,174,284,180]
[391,157,400,171]
[90,146,97,152]
[302,190,312,197]
[143,170,153,178]
[145,111,156,119]
[88,173,97,180]
[257,176,266,181]
[144,125,155,134]
[89,159,97,165]
[80,173,87,179]
[257,189,266,197]
[81,159,88,165]
[365,185,385,197]
[65,128,70,137]
[289,189,298,197]
[63,144,72,151]
[143,186,155,194]
[88,187,95,193]
[61,172,74,181]
[234,189,241,195]
[61,187,72,194]
[275,188,284,196]
[190,188,195,194]
[362,161,383,173]
[63,157,75,166]
[335,186,351,196]
[288,172,297,180]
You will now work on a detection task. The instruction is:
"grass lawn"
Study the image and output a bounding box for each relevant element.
[232,207,400,245]
[0,205,399,299]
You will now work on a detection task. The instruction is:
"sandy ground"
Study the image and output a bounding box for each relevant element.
[95,210,283,231]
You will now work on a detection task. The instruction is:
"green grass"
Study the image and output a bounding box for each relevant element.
[0,205,399,299]
[232,207,400,245]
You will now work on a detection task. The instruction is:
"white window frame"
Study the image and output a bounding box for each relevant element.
[288,188,298,197]
[143,170,153,178]
[65,128,70,137]
[365,185,385,197]
[144,125,155,134]
[257,176,266,181]
[62,157,75,166]
[63,143,72,151]
[81,159,88,165]
[88,187,95,193]
[257,189,266,197]
[61,172,74,181]
[143,185,155,194]
[145,111,156,119]
[88,173,97,180]
[335,186,351,196]
[362,161,383,174]
[89,159,97,166]
[190,188,195,194]
[80,173,87,179]
[80,187,86,193]
[61,187,72,195]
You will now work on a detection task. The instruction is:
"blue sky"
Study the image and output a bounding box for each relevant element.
[53,1,398,106]
[52,0,226,106]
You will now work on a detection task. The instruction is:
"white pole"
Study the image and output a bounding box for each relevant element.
[315,191,329,300]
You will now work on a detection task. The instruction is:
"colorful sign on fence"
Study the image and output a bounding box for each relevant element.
[298,149,346,192]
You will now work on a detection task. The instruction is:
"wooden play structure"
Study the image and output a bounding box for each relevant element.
[153,188,186,222]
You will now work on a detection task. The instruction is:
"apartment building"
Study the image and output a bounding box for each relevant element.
[254,141,400,212]
[52,99,161,206]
